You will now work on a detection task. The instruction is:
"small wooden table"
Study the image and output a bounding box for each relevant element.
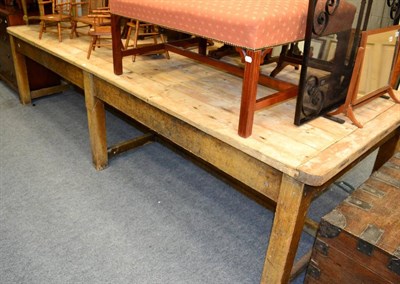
[8,25,400,283]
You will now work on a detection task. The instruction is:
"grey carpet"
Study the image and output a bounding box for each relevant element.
[0,81,375,284]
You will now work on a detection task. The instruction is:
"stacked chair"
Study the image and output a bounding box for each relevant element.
[124,19,170,62]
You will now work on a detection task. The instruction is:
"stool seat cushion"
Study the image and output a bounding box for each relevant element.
[110,0,356,50]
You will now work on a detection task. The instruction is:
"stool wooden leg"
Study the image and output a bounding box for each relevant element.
[270,45,289,77]
[238,49,261,138]
[198,38,207,56]
[111,14,124,75]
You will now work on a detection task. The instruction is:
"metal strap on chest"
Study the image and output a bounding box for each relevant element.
[357,224,384,256]
[388,247,400,275]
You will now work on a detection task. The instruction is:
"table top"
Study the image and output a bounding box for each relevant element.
[8,25,400,186]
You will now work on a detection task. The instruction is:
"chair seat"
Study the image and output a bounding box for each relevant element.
[88,25,111,36]
[40,14,71,21]
[74,15,110,26]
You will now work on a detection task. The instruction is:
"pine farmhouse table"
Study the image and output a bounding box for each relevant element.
[8,24,400,283]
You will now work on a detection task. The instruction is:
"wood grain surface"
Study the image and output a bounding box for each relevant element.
[7,25,400,186]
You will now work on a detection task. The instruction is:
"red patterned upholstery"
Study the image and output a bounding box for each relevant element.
[109,0,356,50]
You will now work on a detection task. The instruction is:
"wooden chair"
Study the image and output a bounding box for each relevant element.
[124,19,169,62]
[70,0,109,38]
[37,0,72,42]
[87,12,111,59]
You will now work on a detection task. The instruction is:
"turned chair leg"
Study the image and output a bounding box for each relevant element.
[124,21,133,49]
[159,28,170,59]
[70,21,79,39]
[39,21,45,39]
[87,36,97,59]
[132,20,140,62]
[57,22,62,42]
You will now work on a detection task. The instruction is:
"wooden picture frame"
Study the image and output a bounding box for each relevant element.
[331,25,400,127]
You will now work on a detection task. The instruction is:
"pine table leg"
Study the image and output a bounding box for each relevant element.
[262,174,313,283]
[83,71,108,170]
[10,36,31,104]
[372,131,399,171]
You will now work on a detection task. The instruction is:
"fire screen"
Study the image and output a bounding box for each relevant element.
[295,0,374,125]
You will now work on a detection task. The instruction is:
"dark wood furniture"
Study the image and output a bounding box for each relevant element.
[0,3,67,100]
[0,5,24,90]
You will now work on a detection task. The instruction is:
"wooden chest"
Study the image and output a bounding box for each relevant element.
[305,152,400,283]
